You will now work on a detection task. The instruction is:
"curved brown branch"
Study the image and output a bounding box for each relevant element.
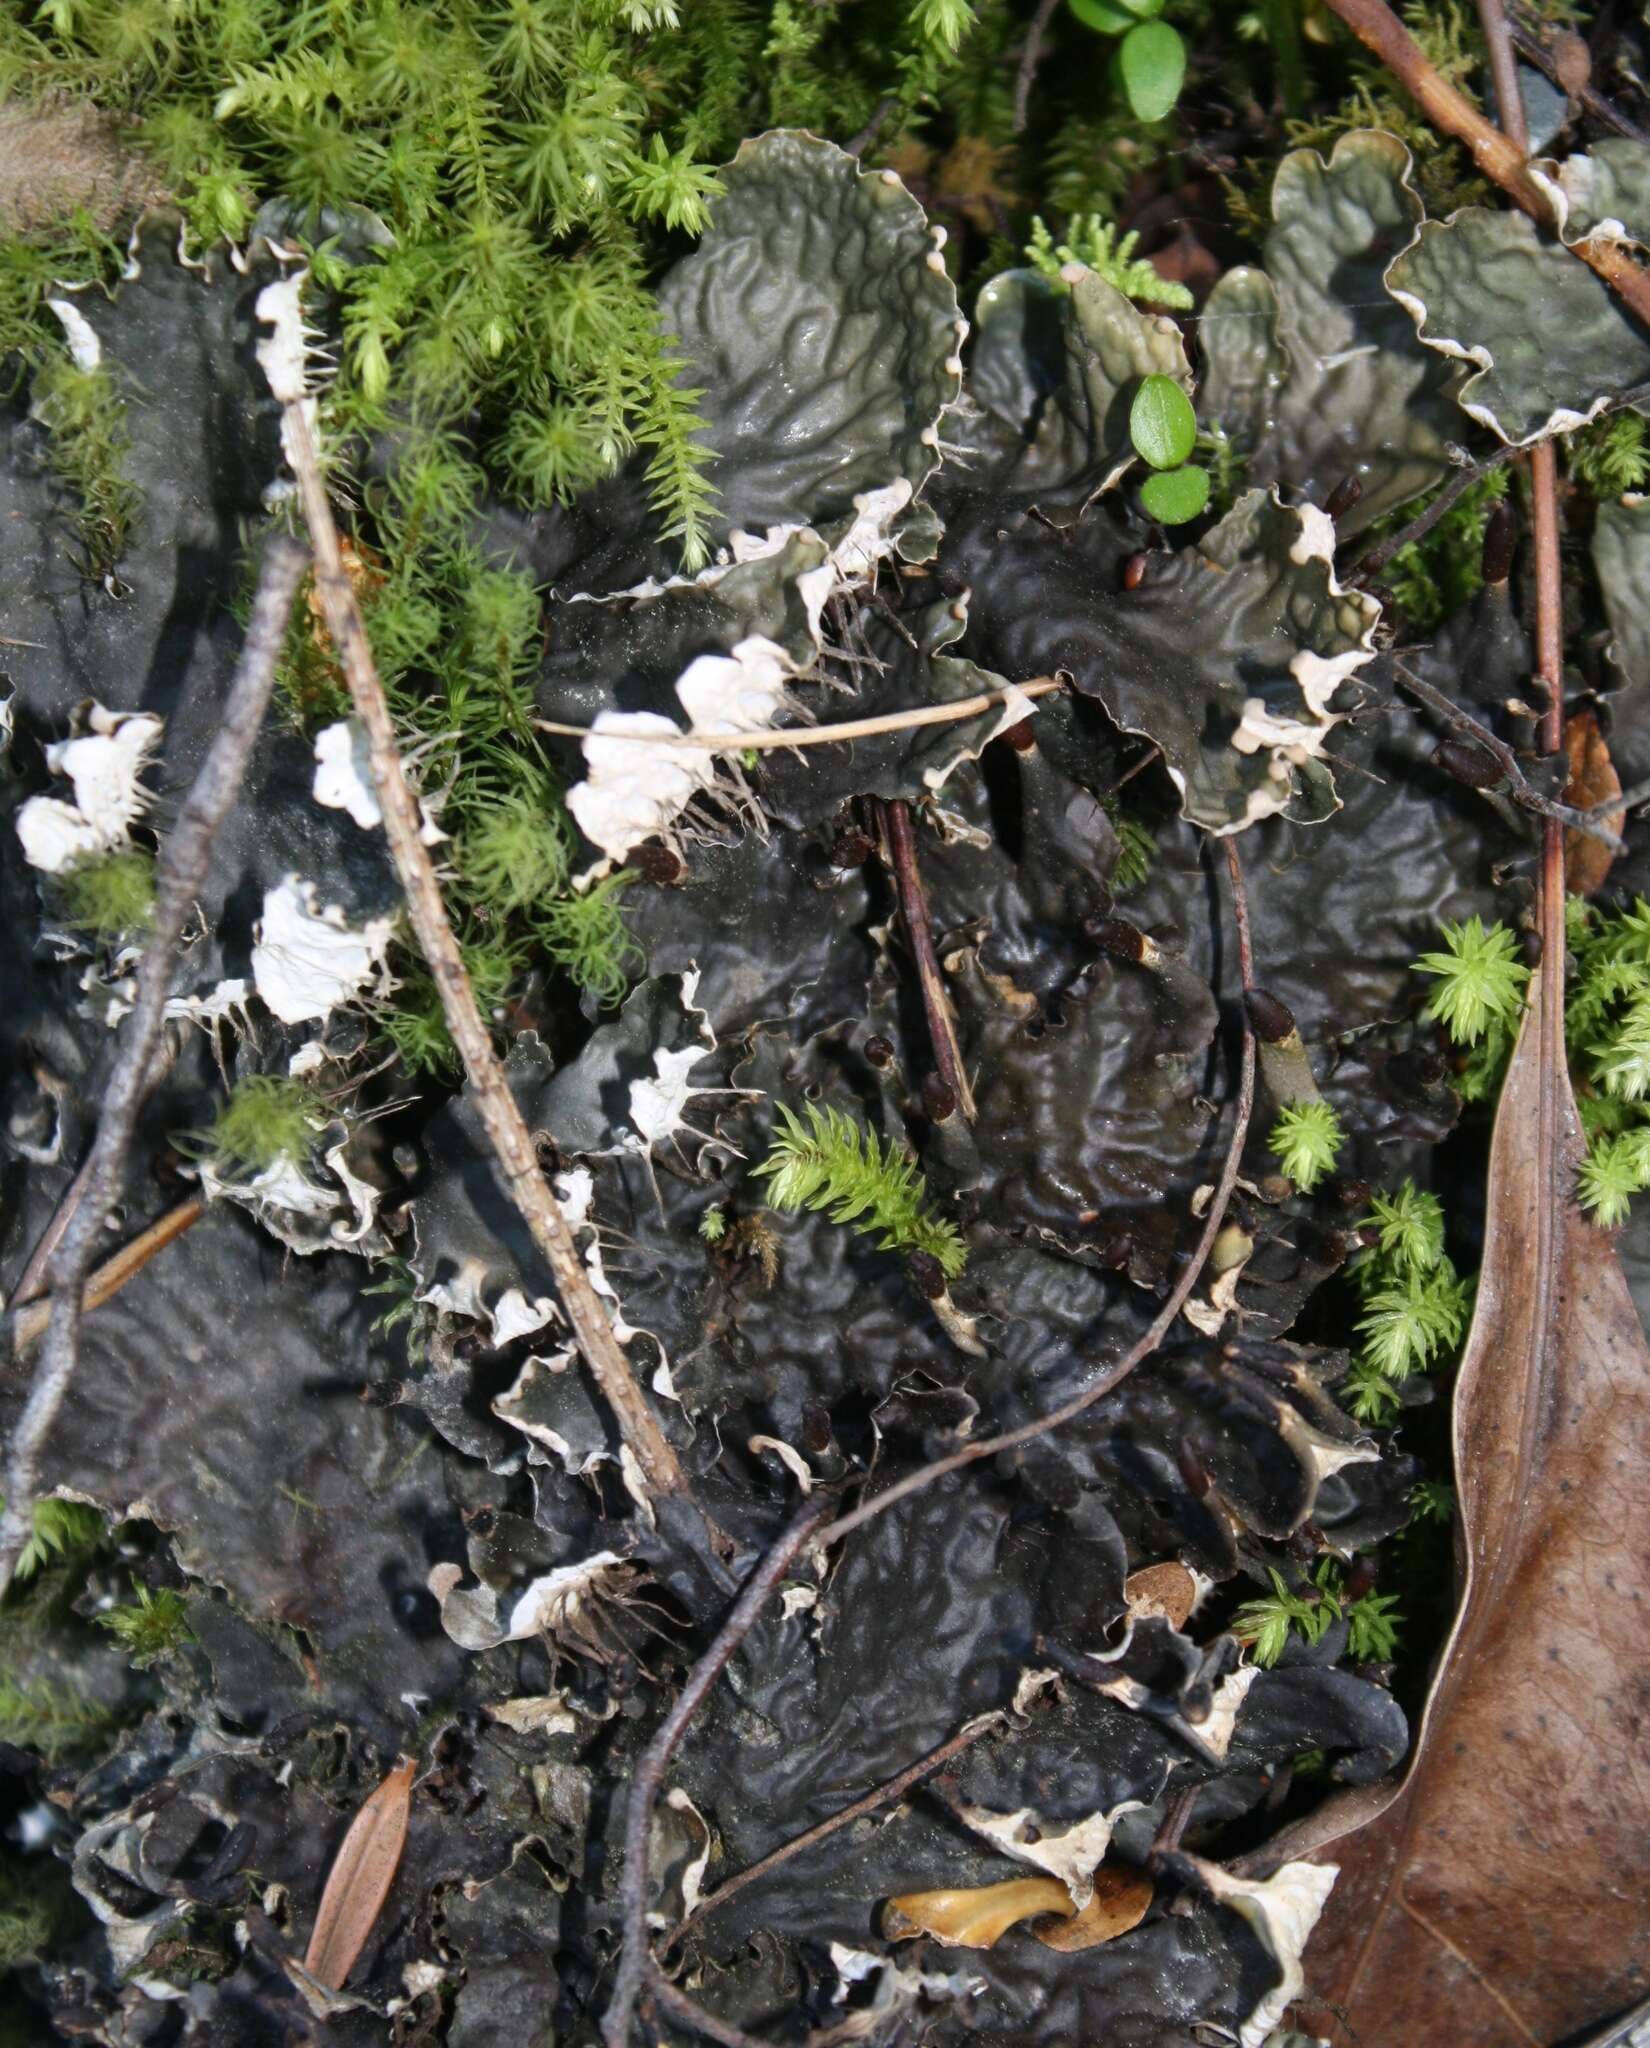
[1322,0,1650,332]
[667,1713,1003,1948]
[604,1498,835,2048]
[812,838,1258,1554]
[0,539,307,1595]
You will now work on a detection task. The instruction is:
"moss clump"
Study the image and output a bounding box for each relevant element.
[197,1075,322,1173]
[98,1583,193,1669]
[30,353,142,576]
[537,872,642,1008]
[56,845,155,934]
[458,787,572,913]
[754,1101,967,1277]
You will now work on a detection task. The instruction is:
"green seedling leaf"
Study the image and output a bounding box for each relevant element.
[1118,20,1185,122]
[1129,374,1197,470]
[1139,464,1210,524]
[1068,0,1156,30]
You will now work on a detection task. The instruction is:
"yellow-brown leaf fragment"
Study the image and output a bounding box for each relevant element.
[882,1877,1073,1949]
[1562,709,1624,897]
[1031,1865,1154,1952]
[304,1753,416,1990]
[1123,1561,1197,1630]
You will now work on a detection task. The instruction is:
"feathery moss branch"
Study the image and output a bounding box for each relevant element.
[753,1102,966,1278]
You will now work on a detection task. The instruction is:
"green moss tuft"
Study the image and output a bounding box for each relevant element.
[98,1583,193,1669]
[754,1100,967,1277]
[56,846,155,935]
[31,354,142,576]
[197,1074,322,1173]
[458,788,573,913]
[536,872,642,1007]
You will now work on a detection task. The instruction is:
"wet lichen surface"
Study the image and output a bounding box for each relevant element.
[3,67,1650,2048]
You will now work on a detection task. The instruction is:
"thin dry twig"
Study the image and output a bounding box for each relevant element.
[877,797,978,1122]
[603,849,1259,2046]
[604,1497,835,2048]
[12,1196,206,1352]
[1350,445,1520,580]
[1013,0,1063,136]
[667,1714,1004,1948]
[535,678,1063,752]
[0,538,307,1596]
[811,837,1258,1554]
[1321,0,1650,331]
[1352,375,1650,583]
[1505,11,1650,145]
[1393,661,1623,851]
[280,403,690,1505]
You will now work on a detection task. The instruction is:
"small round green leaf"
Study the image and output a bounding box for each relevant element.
[1118,19,1186,121]
[1139,464,1211,525]
[1128,374,1197,470]
[1066,0,1146,32]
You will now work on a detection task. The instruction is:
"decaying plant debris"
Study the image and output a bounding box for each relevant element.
[4,1,1650,2043]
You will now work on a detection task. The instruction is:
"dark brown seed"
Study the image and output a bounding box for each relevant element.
[831,829,873,868]
[1435,738,1503,790]
[864,1034,896,1068]
[906,1249,947,1299]
[1481,499,1517,587]
[922,1074,958,1122]
[1087,916,1147,962]
[1175,1435,1212,1498]
[1551,29,1591,96]
[1323,474,1363,523]
[1244,988,1296,1043]
[1522,925,1544,969]
[627,840,686,886]
[998,717,1037,754]
[1344,1554,1379,1603]
[1122,552,1149,591]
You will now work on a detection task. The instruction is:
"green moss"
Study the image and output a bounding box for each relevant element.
[30,354,141,577]
[1358,468,1510,634]
[98,1583,193,1669]
[0,1677,114,1762]
[1025,213,1192,309]
[1567,411,1650,497]
[458,787,572,913]
[754,1100,967,1277]
[196,1074,322,1173]
[1267,1099,1343,1192]
[536,872,642,1008]
[56,845,155,935]
[2,1497,105,1584]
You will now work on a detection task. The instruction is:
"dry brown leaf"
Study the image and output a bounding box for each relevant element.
[1030,1865,1154,1952]
[304,1754,416,1990]
[1562,709,1624,897]
[1123,1562,1197,1630]
[1284,965,1650,2042]
[882,1877,1073,1949]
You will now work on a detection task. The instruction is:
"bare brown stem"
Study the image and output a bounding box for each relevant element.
[12,1197,206,1352]
[1476,0,1527,155]
[877,797,977,1123]
[281,404,689,1504]
[1321,0,1650,332]
[810,839,1258,1555]
[0,540,306,1596]
[604,1498,834,2048]
[1013,0,1062,136]
[1505,13,1649,145]
[667,1713,1003,1949]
